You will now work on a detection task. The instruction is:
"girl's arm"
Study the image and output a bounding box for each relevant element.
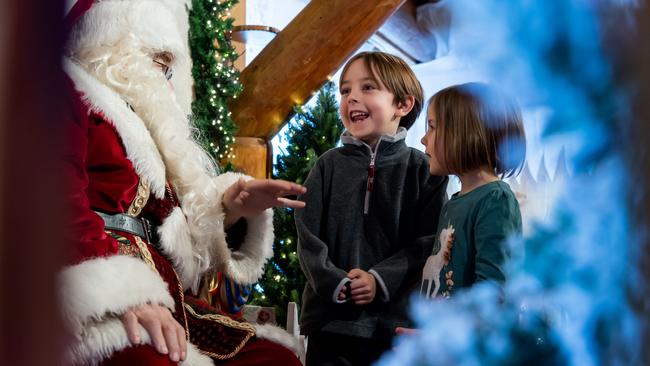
[473,188,522,283]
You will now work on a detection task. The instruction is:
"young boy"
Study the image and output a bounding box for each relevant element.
[296,51,449,366]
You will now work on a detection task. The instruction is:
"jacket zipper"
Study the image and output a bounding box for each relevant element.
[364,138,382,215]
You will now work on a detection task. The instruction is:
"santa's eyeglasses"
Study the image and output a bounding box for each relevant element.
[153,60,173,80]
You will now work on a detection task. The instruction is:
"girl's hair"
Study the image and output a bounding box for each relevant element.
[429,82,526,178]
[339,51,424,129]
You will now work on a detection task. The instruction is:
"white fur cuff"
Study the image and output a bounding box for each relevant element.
[66,317,213,366]
[59,255,174,334]
[221,205,274,285]
[182,172,275,286]
[213,172,274,284]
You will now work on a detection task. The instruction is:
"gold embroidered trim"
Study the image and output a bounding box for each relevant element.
[183,303,255,360]
[134,236,159,276]
[127,179,150,217]
[129,236,191,340]
[171,268,190,340]
[106,230,191,342]
[165,183,176,205]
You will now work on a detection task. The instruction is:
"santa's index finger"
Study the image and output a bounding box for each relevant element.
[277,197,306,209]
[260,179,306,195]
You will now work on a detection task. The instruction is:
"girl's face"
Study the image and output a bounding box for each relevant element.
[339,59,406,146]
[421,104,447,176]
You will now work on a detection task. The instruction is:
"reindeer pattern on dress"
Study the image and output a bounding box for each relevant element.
[420,224,455,298]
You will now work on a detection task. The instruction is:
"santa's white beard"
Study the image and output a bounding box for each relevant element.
[75,38,223,282]
[76,37,216,188]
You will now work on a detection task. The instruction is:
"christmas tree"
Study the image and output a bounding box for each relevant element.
[188,0,242,166]
[251,82,344,325]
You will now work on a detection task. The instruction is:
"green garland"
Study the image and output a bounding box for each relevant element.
[251,82,344,325]
[189,0,242,166]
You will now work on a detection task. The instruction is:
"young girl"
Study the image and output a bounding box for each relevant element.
[296,52,448,366]
[419,82,525,300]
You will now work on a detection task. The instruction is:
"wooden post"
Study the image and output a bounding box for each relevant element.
[229,137,270,179]
[229,0,405,177]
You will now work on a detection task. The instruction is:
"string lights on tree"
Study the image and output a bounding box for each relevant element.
[189,0,242,167]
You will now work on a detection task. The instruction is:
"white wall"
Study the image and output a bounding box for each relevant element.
[407,54,487,150]
[242,0,309,66]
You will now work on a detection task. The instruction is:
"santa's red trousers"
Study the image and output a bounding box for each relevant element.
[99,338,301,366]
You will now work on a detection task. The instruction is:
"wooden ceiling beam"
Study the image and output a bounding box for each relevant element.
[229,0,406,139]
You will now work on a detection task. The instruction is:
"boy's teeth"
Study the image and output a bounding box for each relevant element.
[350,111,369,122]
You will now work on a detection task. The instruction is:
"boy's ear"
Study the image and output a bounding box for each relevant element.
[395,95,415,117]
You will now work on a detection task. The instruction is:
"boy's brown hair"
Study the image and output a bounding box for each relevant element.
[429,82,526,178]
[339,51,424,129]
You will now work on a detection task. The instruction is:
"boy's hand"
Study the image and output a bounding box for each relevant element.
[337,285,348,301]
[347,269,376,305]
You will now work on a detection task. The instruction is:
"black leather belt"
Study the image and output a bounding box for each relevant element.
[94,211,160,244]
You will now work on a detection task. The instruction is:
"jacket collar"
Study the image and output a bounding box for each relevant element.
[340,127,408,155]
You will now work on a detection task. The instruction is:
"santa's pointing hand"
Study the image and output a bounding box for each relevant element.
[223,178,307,228]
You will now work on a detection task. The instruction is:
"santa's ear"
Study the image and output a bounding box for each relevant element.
[153,51,175,65]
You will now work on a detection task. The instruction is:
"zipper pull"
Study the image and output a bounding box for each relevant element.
[367,163,375,193]
[364,160,376,214]
[364,139,381,215]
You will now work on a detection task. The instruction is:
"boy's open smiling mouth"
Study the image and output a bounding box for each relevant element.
[349,110,370,123]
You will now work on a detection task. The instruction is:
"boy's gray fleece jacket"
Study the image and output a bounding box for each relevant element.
[296,128,448,339]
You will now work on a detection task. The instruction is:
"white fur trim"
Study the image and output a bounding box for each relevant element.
[203,172,274,285]
[64,59,167,198]
[254,324,305,359]
[158,173,275,290]
[59,255,175,335]
[182,342,215,366]
[66,317,213,366]
[158,206,203,290]
[222,203,274,285]
[67,1,187,65]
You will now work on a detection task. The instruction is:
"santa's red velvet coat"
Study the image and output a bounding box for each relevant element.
[61,59,301,366]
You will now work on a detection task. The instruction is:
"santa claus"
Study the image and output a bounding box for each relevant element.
[61,0,304,365]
